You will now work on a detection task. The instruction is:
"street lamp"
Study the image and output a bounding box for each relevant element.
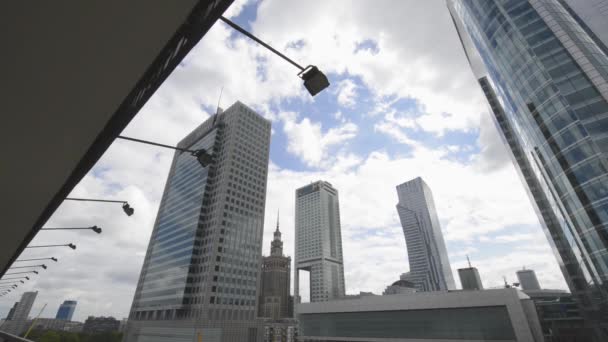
[14,257,58,262]
[0,277,30,281]
[218,16,330,96]
[27,243,76,250]
[4,271,39,276]
[9,264,47,270]
[116,136,214,168]
[64,198,135,216]
[41,226,102,234]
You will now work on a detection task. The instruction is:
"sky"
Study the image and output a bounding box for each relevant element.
[1,0,568,322]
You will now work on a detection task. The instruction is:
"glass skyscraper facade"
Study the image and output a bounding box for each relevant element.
[448,0,608,338]
[295,181,345,303]
[56,300,77,321]
[125,101,271,342]
[396,177,456,292]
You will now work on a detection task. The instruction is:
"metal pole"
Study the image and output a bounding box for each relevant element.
[117,136,193,153]
[219,16,305,71]
[14,258,57,262]
[65,198,126,204]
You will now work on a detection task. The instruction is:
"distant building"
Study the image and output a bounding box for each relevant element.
[32,318,69,331]
[6,302,18,320]
[383,279,417,296]
[259,214,292,319]
[82,316,120,334]
[295,181,345,303]
[3,291,38,335]
[55,300,77,321]
[63,321,83,333]
[396,177,456,291]
[458,258,483,290]
[261,318,297,342]
[517,269,541,291]
[297,289,543,342]
[383,274,417,295]
[524,289,589,342]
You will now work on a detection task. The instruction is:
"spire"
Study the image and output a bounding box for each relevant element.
[466,255,472,268]
[270,209,283,256]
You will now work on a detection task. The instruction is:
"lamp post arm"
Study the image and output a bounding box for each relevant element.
[117,136,194,153]
[219,16,305,71]
[65,198,126,204]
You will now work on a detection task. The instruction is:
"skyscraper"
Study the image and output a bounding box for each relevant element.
[56,300,77,321]
[458,258,483,291]
[258,213,292,319]
[294,181,345,303]
[3,291,37,335]
[517,268,542,291]
[124,101,271,342]
[448,0,608,338]
[396,177,456,291]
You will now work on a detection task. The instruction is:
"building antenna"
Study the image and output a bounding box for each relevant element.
[212,86,223,126]
[216,86,224,115]
[466,255,472,268]
[276,209,280,231]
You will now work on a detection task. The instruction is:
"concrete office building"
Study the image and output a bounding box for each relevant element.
[396,177,456,291]
[297,289,543,342]
[448,0,608,338]
[382,273,417,295]
[5,302,17,320]
[55,300,77,321]
[458,258,483,290]
[124,101,271,342]
[517,269,542,291]
[294,181,345,303]
[259,214,292,319]
[3,291,38,335]
[83,316,120,334]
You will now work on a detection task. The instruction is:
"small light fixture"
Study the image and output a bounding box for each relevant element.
[192,149,214,168]
[299,65,330,96]
[122,203,134,216]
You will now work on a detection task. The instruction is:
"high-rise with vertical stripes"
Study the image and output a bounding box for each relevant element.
[294,181,345,304]
[448,0,608,339]
[124,101,271,342]
[396,177,455,292]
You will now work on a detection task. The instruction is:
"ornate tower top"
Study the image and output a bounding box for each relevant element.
[271,210,283,256]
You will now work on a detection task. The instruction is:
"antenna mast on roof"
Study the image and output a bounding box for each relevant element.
[212,86,224,126]
[466,255,472,268]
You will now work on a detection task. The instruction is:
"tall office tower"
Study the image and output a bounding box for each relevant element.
[294,181,345,303]
[448,0,608,338]
[56,300,77,321]
[3,291,37,335]
[517,268,542,291]
[124,101,271,342]
[258,214,292,319]
[396,177,456,292]
[458,257,483,290]
[6,302,18,320]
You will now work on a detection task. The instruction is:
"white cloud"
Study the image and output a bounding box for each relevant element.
[336,79,358,108]
[280,111,358,168]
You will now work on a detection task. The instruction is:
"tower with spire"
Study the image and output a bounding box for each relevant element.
[259,211,293,319]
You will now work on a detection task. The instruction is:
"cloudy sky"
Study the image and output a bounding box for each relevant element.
[1,0,567,322]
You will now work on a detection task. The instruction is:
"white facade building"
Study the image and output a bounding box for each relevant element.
[396,177,456,291]
[294,181,345,303]
[297,289,543,342]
